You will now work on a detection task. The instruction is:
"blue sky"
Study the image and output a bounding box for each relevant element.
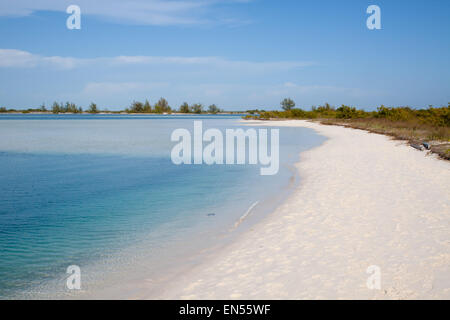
[0,0,449,111]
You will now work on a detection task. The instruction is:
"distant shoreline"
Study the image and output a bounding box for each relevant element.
[0,112,248,115]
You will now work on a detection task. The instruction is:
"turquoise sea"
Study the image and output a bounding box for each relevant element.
[0,114,325,298]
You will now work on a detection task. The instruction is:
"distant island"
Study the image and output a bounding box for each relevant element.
[0,98,244,115]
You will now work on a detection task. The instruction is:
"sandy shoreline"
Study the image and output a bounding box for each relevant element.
[148,120,449,300]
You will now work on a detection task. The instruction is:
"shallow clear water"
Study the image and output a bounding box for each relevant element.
[0,114,325,298]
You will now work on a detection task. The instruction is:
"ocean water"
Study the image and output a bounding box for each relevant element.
[0,114,325,299]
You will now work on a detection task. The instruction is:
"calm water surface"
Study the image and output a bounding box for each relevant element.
[0,114,325,298]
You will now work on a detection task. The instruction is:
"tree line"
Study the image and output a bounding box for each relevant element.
[0,98,224,114]
[245,98,450,128]
[125,98,223,114]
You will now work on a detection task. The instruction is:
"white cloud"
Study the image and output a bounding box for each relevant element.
[0,49,86,69]
[0,49,314,72]
[0,0,251,26]
[0,49,37,67]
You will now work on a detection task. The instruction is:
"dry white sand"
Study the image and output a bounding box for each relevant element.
[152,120,450,300]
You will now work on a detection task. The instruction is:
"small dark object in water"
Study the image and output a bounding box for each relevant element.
[410,143,424,151]
[207,213,215,216]
[422,142,431,150]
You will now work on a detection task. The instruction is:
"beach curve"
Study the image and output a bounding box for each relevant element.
[147,120,450,300]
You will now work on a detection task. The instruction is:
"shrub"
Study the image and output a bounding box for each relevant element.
[336,105,358,119]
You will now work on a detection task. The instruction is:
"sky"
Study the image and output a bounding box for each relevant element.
[0,0,449,111]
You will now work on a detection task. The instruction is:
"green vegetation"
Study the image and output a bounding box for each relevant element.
[0,98,230,115]
[143,100,152,113]
[88,102,99,114]
[281,98,295,111]
[179,102,190,113]
[177,102,222,114]
[245,99,450,160]
[126,101,144,113]
[154,98,171,114]
[124,98,170,114]
[246,109,266,115]
[191,103,203,114]
[51,102,83,114]
[248,102,450,129]
[1,105,47,113]
[208,104,221,114]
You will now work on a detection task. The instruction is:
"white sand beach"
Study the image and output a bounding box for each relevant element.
[149,120,450,300]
